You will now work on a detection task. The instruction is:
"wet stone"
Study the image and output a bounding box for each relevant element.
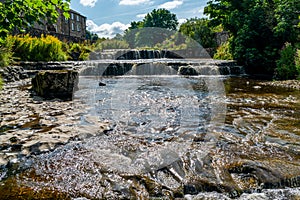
[0,79,109,167]
[0,76,300,199]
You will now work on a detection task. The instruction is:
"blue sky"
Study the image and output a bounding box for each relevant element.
[70,0,209,38]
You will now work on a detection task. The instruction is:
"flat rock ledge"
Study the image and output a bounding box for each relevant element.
[259,80,300,90]
[0,79,111,167]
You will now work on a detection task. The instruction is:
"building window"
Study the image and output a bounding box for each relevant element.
[71,23,75,31]
[76,15,80,22]
[64,17,68,23]
[77,24,81,32]
[71,13,74,20]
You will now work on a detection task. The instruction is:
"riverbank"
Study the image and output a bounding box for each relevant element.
[0,79,110,166]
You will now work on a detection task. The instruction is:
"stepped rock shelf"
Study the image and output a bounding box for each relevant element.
[19,59,244,76]
[17,59,244,100]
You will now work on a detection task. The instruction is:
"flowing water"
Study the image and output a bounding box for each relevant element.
[0,61,299,199]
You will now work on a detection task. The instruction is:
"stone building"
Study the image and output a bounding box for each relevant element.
[0,0,87,42]
[29,9,87,42]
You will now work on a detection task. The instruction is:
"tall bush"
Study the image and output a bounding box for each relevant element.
[68,43,93,61]
[0,37,14,67]
[275,43,297,80]
[12,34,68,61]
[213,41,233,60]
[295,49,300,79]
[0,75,3,90]
[0,37,14,89]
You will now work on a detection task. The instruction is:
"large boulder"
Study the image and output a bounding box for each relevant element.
[32,70,78,100]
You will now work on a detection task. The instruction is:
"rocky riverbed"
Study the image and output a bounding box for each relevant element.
[0,79,110,167]
[259,79,300,90]
[0,75,299,199]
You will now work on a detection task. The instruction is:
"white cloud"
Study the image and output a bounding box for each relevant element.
[119,0,152,6]
[136,13,147,18]
[178,18,187,25]
[87,20,130,38]
[86,20,98,30]
[80,0,98,7]
[158,0,183,10]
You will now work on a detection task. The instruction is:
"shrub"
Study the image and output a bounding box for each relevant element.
[68,43,93,61]
[154,33,188,50]
[295,49,300,79]
[95,39,129,51]
[0,76,3,90]
[0,36,14,67]
[213,41,233,60]
[275,43,297,80]
[12,34,68,61]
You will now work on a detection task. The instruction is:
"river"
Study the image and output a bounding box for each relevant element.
[0,60,299,199]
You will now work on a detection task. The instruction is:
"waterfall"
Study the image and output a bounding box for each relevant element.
[129,63,177,76]
[78,59,245,77]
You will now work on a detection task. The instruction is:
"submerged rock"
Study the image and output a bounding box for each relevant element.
[178,65,198,76]
[32,70,78,100]
[98,81,106,86]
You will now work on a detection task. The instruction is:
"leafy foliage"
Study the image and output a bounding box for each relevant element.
[86,30,99,43]
[0,36,14,67]
[154,33,187,50]
[179,18,216,48]
[11,35,68,61]
[213,41,233,60]
[67,43,93,61]
[143,9,178,31]
[124,9,179,48]
[204,0,300,74]
[95,39,129,51]
[0,75,3,90]
[0,0,70,39]
[296,49,300,79]
[275,43,297,80]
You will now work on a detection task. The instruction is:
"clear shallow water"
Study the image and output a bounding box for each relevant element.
[0,75,299,199]
[75,75,224,140]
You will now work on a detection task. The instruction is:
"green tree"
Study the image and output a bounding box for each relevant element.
[86,30,99,43]
[0,0,70,39]
[179,18,216,48]
[143,9,178,31]
[124,9,178,48]
[204,0,300,74]
[275,43,297,80]
[123,21,145,48]
[129,21,144,30]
